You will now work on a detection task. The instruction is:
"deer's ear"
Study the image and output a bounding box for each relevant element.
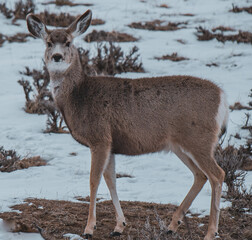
[67,10,92,37]
[26,14,48,39]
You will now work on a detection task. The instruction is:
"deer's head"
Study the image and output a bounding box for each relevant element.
[26,10,92,73]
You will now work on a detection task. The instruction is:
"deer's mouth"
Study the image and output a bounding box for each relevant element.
[47,61,70,73]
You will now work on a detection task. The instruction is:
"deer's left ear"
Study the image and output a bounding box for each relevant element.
[26,14,48,39]
[67,10,92,37]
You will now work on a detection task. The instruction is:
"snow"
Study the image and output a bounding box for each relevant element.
[0,0,251,239]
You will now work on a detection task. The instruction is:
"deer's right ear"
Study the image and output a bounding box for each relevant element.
[26,14,48,39]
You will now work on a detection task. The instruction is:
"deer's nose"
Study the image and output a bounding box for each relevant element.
[52,54,63,62]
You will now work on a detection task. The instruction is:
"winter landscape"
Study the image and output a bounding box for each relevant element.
[0,0,251,239]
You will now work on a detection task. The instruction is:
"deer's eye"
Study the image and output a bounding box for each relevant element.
[47,42,52,48]
[66,41,71,47]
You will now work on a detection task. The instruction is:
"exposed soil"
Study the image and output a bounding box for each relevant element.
[128,20,187,31]
[0,198,251,240]
[84,30,138,43]
[155,53,189,62]
[196,26,252,44]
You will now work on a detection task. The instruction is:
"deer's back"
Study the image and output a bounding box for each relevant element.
[63,75,222,155]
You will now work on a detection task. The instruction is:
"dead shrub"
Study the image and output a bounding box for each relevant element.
[196,26,252,44]
[84,30,138,42]
[6,33,32,43]
[0,146,46,172]
[230,4,252,14]
[212,26,235,32]
[116,173,133,178]
[18,64,52,114]
[229,102,252,111]
[78,43,144,75]
[37,11,104,27]
[41,0,93,7]
[128,20,187,31]
[44,106,69,134]
[155,53,189,62]
[37,11,76,27]
[0,33,5,47]
[215,145,247,194]
[0,0,35,22]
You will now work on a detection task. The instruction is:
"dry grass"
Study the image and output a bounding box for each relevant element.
[36,11,104,27]
[0,198,251,240]
[230,4,252,14]
[84,30,138,43]
[78,43,144,76]
[229,102,252,111]
[128,20,187,31]
[155,53,189,62]
[0,0,35,22]
[0,147,46,172]
[196,26,252,44]
[41,0,93,7]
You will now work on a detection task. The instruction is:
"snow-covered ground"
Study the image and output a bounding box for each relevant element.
[0,0,251,239]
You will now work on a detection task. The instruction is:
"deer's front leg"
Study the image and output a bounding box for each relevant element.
[84,145,111,238]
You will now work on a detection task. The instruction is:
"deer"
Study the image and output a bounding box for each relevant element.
[26,9,229,240]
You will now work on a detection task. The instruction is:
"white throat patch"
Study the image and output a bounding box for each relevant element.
[47,61,70,73]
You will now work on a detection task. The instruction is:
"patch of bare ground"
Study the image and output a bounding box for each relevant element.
[0,0,35,23]
[41,0,93,7]
[230,4,252,14]
[84,30,138,43]
[128,20,187,31]
[155,53,189,62]
[0,198,251,240]
[0,147,46,173]
[196,26,252,44]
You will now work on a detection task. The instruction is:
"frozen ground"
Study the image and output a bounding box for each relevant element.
[0,0,251,239]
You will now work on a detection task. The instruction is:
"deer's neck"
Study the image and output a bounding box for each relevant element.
[48,52,84,103]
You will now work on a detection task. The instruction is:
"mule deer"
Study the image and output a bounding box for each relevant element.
[26,10,229,240]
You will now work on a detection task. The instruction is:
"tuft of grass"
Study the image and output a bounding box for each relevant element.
[78,43,144,76]
[129,20,187,31]
[155,53,189,62]
[196,26,252,44]
[0,146,46,172]
[84,30,138,43]
[230,4,252,14]
[0,0,35,22]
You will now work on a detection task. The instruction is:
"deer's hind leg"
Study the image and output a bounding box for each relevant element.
[168,147,207,233]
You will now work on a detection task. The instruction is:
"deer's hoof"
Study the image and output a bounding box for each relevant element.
[83,233,93,239]
[110,231,121,237]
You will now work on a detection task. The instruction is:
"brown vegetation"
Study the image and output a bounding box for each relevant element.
[231,4,252,14]
[0,198,251,240]
[128,20,187,31]
[0,147,46,172]
[155,53,189,62]
[196,26,252,44]
[78,43,144,76]
[41,0,93,7]
[84,30,138,43]
[229,102,252,111]
[0,0,35,22]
